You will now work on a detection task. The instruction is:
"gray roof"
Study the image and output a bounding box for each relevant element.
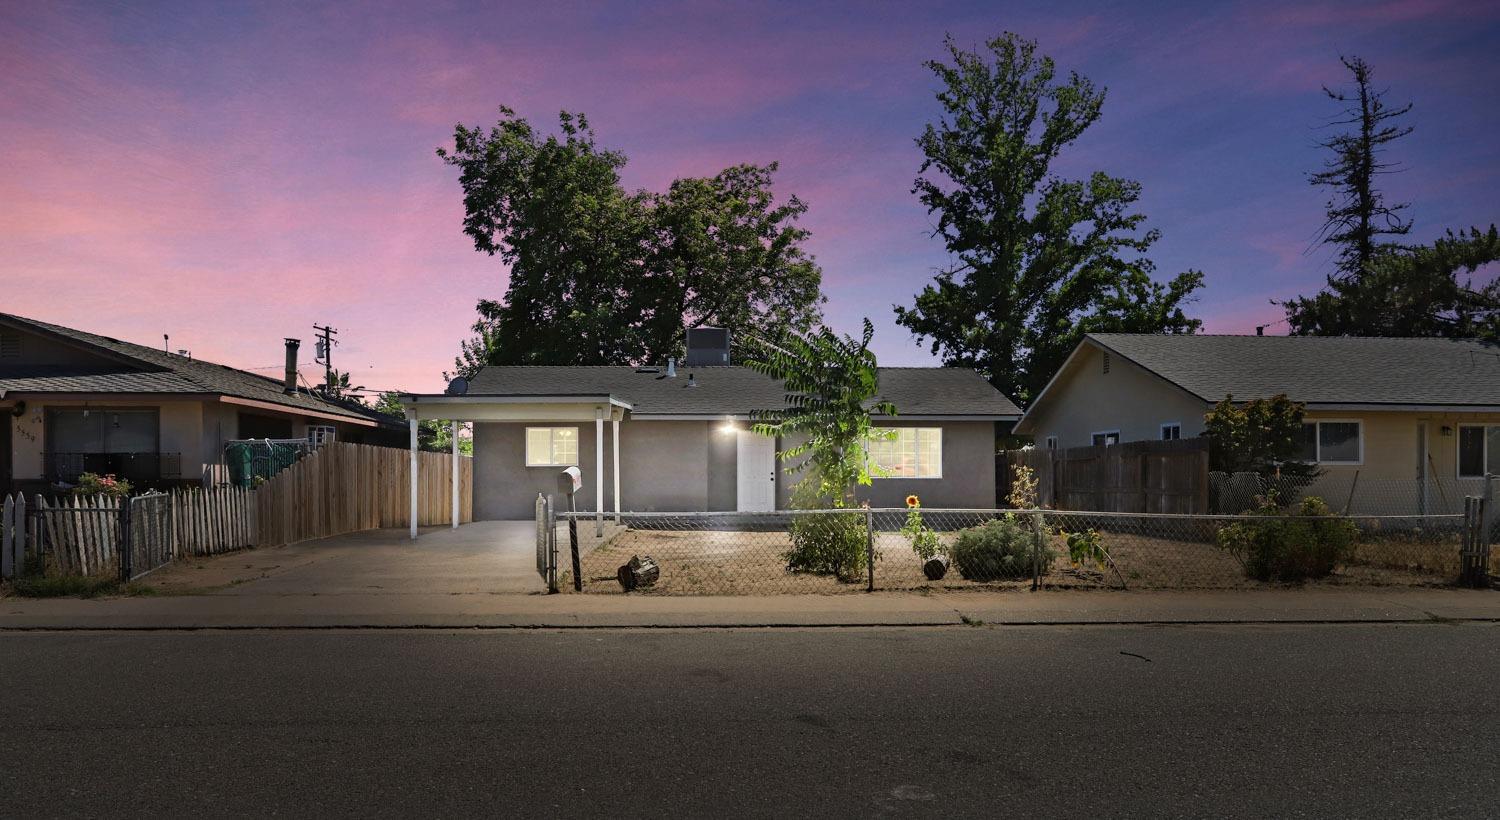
[1087,333,1500,406]
[463,366,1021,418]
[0,313,400,425]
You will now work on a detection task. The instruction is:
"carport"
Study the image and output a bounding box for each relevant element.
[399,391,631,538]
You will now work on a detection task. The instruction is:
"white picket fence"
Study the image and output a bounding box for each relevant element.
[0,486,258,580]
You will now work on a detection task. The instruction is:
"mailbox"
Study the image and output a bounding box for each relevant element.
[558,466,582,496]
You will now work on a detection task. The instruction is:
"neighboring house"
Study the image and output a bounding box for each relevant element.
[0,313,405,494]
[401,332,1021,520]
[1015,333,1500,513]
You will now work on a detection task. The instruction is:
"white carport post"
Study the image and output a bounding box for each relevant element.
[612,414,621,524]
[450,420,460,529]
[408,412,419,540]
[595,407,605,537]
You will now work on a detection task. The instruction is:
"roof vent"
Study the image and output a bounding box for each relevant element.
[666,358,677,378]
[635,366,660,374]
[685,373,699,388]
[685,327,730,367]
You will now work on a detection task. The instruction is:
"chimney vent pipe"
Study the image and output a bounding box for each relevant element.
[284,339,301,393]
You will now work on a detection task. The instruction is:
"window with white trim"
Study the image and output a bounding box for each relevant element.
[1044,435,1058,450]
[1091,430,1119,447]
[526,427,579,467]
[1160,423,1182,441]
[868,427,942,479]
[1298,421,1362,464]
[1457,424,1500,478]
[307,425,337,447]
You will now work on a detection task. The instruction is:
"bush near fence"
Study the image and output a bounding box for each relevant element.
[557,506,1481,595]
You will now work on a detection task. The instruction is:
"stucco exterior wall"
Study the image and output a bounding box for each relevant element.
[772,421,999,509]
[7,398,206,483]
[1020,343,1211,447]
[473,418,999,518]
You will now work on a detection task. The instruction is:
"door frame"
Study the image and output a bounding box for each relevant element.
[735,430,776,512]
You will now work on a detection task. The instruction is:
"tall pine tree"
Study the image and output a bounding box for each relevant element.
[1285,56,1413,335]
[1284,57,1500,338]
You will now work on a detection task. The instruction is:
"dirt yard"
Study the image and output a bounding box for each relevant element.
[570,526,1464,595]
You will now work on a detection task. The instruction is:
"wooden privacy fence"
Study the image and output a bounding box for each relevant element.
[1001,437,1210,514]
[255,442,473,548]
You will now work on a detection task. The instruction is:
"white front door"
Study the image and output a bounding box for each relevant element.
[736,430,776,512]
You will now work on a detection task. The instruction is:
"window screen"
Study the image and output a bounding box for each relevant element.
[1317,422,1361,463]
[1459,426,1486,478]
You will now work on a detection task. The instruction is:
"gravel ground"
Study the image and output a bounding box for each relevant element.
[572,527,1462,594]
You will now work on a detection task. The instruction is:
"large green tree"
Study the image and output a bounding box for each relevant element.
[893,33,1203,406]
[438,108,823,374]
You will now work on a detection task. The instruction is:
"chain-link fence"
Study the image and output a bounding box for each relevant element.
[556,507,1482,595]
[1210,472,1483,517]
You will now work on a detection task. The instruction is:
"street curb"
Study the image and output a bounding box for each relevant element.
[3,616,1498,631]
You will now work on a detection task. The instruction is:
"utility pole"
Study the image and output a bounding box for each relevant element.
[313,324,338,392]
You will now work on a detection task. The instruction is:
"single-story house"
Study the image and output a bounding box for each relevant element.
[1015,333,1500,513]
[0,312,405,493]
[400,331,1021,525]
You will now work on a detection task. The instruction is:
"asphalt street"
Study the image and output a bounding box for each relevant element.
[2,623,1496,818]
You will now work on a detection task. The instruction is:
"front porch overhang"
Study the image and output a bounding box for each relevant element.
[397,393,632,540]
[399,393,631,423]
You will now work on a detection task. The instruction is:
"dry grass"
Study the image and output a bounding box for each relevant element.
[571,526,1464,595]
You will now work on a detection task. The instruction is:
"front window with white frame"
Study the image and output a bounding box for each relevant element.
[307,424,336,447]
[868,427,942,479]
[1091,430,1119,447]
[1457,424,1500,478]
[525,426,579,467]
[1160,423,1182,441]
[1298,420,1362,464]
[1044,435,1058,450]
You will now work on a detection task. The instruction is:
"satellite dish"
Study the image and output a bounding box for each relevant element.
[445,377,469,396]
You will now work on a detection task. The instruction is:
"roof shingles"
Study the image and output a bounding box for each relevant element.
[1088,333,1500,406]
[463,365,1021,417]
[0,314,396,425]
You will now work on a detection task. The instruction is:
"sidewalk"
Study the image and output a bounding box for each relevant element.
[2,588,1497,630]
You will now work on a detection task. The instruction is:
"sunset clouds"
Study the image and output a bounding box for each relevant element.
[3,1,1497,391]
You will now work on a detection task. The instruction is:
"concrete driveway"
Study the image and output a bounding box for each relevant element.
[153,521,554,596]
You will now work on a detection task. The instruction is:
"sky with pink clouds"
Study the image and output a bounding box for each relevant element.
[3,0,1498,394]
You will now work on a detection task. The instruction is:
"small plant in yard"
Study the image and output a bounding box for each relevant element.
[1216,495,1358,582]
[950,517,1054,581]
[784,484,867,581]
[73,472,132,498]
[1007,463,1039,509]
[902,495,941,561]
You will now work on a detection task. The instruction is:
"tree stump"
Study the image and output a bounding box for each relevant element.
[617,555,660,591]
[923,555,949,581]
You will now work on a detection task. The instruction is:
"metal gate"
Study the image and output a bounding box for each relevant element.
[534,493,558,593]
[122,492,172,581]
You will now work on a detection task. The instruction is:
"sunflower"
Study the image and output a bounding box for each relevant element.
[905,494,920,509]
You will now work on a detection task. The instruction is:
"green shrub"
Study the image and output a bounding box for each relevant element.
[951,516,1053,581]
[785,511,867,581]
[73,472,132,498]
[11,575,120,598]
[1216,496,1358,582]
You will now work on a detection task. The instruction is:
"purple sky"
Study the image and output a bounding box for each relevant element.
[3,0,1498,393]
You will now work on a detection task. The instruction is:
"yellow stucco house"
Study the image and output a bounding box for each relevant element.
[1015,334,1500,514]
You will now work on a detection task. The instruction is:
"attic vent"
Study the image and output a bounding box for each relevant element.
[1102,352,1111,374]
[0,332,19,358]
